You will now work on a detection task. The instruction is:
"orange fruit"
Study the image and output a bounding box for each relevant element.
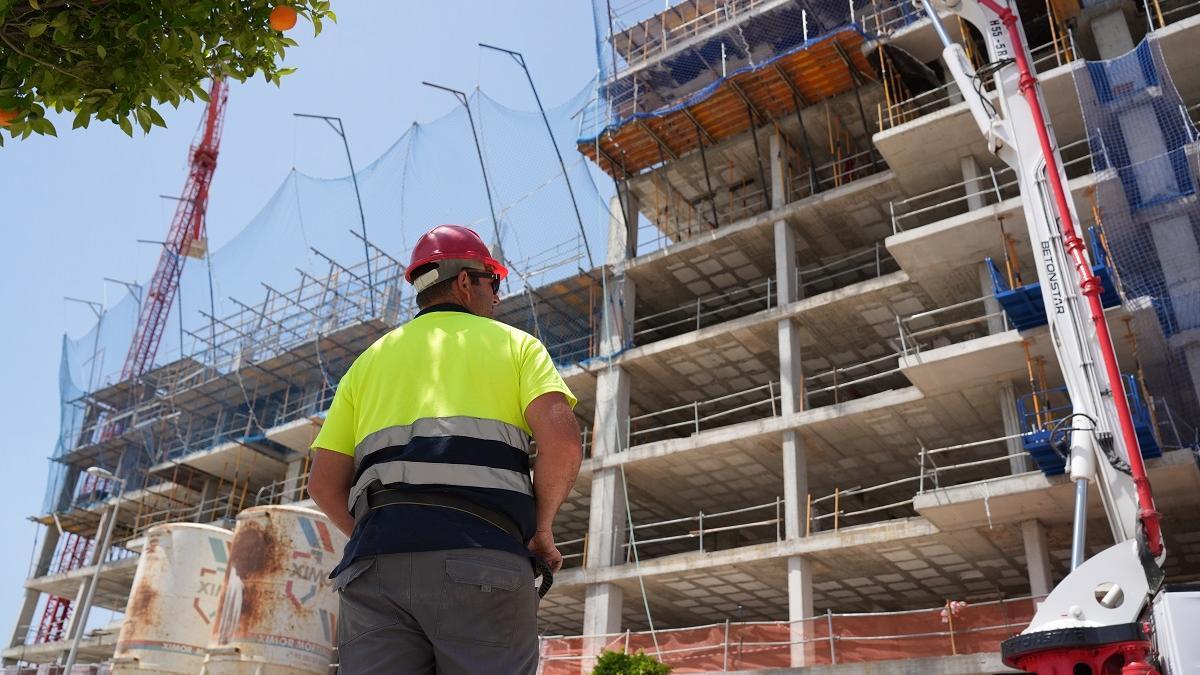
[269,5,298,31]
[0,109,18,127]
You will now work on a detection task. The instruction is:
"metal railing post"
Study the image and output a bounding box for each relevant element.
[776,496,782,541]
[769,381,777,417]
[827,609,837,664]
[698,511,705,551]
[694,401,701,435]
[890,200,898,233]
[696,297,703,331]
[723,619,731,670]
[919,445,927,494]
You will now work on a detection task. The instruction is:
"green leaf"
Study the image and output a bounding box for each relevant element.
[96,45,106,59]
[72,110,90,129]
[145,106,165,128]
[28,23,48,38]
[118,116,133,136]
[28,0,39,9]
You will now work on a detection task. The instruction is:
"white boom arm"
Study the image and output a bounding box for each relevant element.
[921,0,1165,631]
[926,0,1143,549]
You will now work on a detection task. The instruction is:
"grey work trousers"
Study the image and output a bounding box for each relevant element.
[334,548,539,674]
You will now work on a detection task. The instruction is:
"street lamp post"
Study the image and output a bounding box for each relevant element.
[62,467,126,672]
[292,113,376,315]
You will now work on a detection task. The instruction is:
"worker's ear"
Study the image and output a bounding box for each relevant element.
[454,269,471,293]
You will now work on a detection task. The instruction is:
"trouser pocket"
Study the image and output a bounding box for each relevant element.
[435,555,529,647]
[335,557,394,648]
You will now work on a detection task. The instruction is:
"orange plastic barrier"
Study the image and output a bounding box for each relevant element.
[538,597,1038,673]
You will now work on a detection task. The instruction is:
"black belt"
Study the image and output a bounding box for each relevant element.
[354,484,554,598]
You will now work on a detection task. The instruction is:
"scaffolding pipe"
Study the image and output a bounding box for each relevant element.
[480,43,595,269]
[693,121,721,228]
[292,114,375,316]
[421,82,505,282]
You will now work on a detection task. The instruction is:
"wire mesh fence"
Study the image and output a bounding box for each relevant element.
[1074,36,1200,426]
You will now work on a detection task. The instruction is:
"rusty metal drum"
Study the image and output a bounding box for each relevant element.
[111,523,233,674]
[202,505,346,675]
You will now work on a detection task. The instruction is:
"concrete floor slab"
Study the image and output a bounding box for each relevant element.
[24,556,139,614]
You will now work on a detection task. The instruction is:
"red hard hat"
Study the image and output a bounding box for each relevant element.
[405,224,508,285]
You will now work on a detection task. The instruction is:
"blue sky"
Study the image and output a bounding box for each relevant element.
[0,1,599,639]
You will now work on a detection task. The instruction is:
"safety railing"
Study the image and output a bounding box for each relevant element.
[804,350,907,407]
[255,473,311,506]
[607,0,774,80]
[879,80,964,132]
[790,147,890,201]
[1153,0,1200,29]
[860,0,928,35]
[631,242,896,348]
[635,148,888,256]
[890,137,1096,234]
[878,36,1077,134]
[627,381,782,446]
[807,475,920,533]
[538,595,1041,674]
[622,498,784,560]
[632,277,777,343]
[896,295,1011,358]
[127,491,246,541]
[626,350,908,447]
[917,432,1032,494]
[797,241,898,295]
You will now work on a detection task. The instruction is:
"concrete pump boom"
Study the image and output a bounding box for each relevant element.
[919,0,1172,670]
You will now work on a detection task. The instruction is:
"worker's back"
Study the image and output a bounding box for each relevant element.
[316,303,574,575]
[347,306,542,444]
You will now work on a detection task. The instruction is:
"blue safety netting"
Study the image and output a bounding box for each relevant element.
[1074,36,1200,439]
[582,0,922,141]
[45,79,619,514]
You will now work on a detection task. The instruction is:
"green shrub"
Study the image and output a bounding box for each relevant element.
[591,649,671,675]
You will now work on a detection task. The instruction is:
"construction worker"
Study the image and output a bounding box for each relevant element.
[307,224,582,674]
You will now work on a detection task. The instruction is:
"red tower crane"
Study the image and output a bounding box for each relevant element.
[34,78,229,645]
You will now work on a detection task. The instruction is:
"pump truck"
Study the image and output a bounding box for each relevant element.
[914,0,1197,671]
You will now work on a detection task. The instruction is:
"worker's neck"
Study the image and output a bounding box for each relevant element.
[416,302,472,318]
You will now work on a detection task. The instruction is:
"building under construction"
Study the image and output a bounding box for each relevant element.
[6,0,1200,671]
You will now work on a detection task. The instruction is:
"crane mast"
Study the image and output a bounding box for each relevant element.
[122,77,228,379]
[33,78,228,647]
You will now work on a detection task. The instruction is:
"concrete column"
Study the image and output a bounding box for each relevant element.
[788,556,815,666]
[771,133,805,304]
[607,192,640,266]
[283,456,305,504]
[773,131,815,666]
[961,155,987,212]
[195,478,217,521]
[1090,10,1136,59]
[581,368,630,658]
[999,382,1031,474]
[581,192,641,661]
[3,525,61,662]
[980,263,1006,335]
[1022,520,1054,598]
